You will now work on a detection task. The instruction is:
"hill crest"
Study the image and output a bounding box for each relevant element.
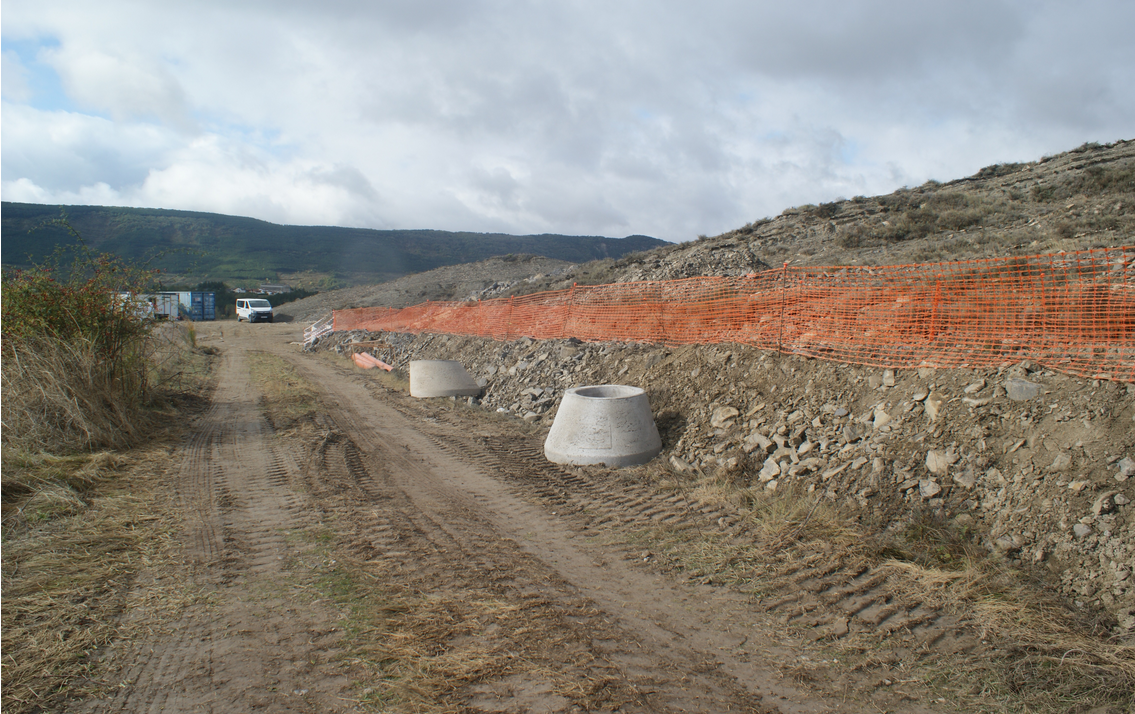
[0,202,665,289]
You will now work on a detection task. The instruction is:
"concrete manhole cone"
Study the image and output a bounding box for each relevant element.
[409,360,481,398]
[544,385,663,467]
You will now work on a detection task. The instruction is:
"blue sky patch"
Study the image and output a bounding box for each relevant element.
[2,37,77,113]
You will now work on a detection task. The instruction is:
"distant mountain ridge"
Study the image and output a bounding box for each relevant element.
[0,202,666,287]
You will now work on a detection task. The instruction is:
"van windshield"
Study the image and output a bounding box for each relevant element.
[248,300,272,308]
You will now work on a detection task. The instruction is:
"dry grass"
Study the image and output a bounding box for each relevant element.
[642,464,1133,712]
[1,322,213,455]
[632,470,868,593]
[0,448,185,714]
[1,336,150,453]
[146,321,217,394]
[1,323,215,713]
[246,351,321,429]
[882,559,1135,712]
[1,451,119,527]
[290,540,639,713]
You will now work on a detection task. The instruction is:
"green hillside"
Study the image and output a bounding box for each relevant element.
[0,203,666,287]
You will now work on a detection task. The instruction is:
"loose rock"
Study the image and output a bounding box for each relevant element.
[926,450,951,476]
[919,479,942,498]
[710,406,740,429]
[1048,453,1073,472]
[1004,378,1042,401]
[924,392,945,421]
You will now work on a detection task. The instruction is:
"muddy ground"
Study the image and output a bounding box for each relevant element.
[45,320,1130,714]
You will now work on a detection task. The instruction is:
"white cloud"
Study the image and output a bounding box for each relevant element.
[41,45,197,131]
[1,50,32,101]
[2,0,1133,242]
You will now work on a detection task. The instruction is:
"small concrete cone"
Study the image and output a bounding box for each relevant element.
[409,360,481,398]
[544,385,662,467]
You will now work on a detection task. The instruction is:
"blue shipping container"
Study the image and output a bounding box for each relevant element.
[188,292,216,321]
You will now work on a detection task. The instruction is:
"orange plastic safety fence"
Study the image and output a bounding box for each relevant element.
[333,247,1135,382]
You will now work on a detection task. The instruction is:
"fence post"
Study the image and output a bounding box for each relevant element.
[507,295,515,340]
[561,283,576,339]
[777,261,788,354]
[929,279,941,342]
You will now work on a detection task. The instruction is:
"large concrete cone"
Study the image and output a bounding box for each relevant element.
[409,360,481,398]
[544,385,662,467]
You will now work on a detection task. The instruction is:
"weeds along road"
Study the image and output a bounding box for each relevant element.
[78,322,948,714]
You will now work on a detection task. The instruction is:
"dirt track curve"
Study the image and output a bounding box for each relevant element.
[75,323,951,714]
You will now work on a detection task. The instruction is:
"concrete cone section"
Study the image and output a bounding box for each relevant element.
[409,360,482,398]
[544,385,663,467]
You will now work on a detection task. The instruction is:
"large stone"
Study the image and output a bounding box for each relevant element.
[919,479,942,498]
[924,392,945,421]
[1004,378,1042,401]
[873,406,893,429]
[771,446,798,463]
[822,462,850,480]
[743,432,774,454]
[1048,452,1073,472]
[759,458,781,482]
[1116,456,1135,481]
[710,406,740,429]
[1092,491,1119,516]
[926,450,951,475]
[953,471,976,489]
[842,422,866,442]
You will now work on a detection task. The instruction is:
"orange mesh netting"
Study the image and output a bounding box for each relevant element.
[333,247,1135,382]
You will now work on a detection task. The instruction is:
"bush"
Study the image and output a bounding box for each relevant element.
[2,225,160,452]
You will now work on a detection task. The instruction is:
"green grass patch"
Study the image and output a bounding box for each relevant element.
[246,351,321,429]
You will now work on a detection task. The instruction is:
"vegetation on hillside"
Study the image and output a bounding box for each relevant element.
[2,237,164,452]
[0,202,665,287]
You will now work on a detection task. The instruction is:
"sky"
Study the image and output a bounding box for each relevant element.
[2,1,1133,243]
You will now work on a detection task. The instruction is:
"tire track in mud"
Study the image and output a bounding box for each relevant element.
[79,348,354,714]
[282,354,926,713]
[405,413,978,661]
[301,413,770,713]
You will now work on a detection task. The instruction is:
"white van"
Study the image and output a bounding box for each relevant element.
[236,298,274,323]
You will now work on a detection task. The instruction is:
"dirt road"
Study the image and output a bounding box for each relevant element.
[75,323,947,713]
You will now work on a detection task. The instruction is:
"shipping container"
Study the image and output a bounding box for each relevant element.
[187,292,216,321]
[153,293,180,320]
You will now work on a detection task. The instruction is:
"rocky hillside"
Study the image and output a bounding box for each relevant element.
[507,138,1135,290]
[280,254,575,323]
[284,139,1133,324]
